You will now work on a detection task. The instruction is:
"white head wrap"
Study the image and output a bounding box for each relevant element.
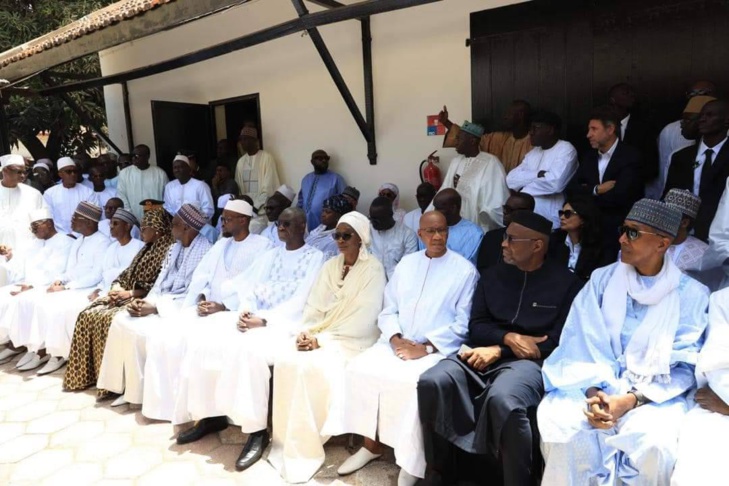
[379,182,401,209]
[225,199,254,217]
[29,208,53,223]
[57,157,76,171]
[217,193,233,209]
[338,211,371,261]
[276,184,296,202]
[0,154,24,168]
[33,162,50,172]
[173,154,190,166]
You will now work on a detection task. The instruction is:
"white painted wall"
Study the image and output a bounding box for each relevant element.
[101,0,526,210]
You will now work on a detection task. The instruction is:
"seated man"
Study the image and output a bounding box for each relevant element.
[663,188,708,272]
[369,196,418,279]
[0,209,73,362]
[476,192,535,271]
[672,287,729,485]
[260,185,296,246]
[506,111,578,229]
[305,194,353,260]
[538,199,709,485]
[403,182,437,233]
[99,197,140,239]
[418,211,582,485]
[331,211,478,486]
[28,208,144,375]
[342,186,360,210]
[1,202,111,372]
[163,155,214,221]
[62,204,210,392]
[97,199,270,407]
[423,188,483,265]
[141,208,324,472]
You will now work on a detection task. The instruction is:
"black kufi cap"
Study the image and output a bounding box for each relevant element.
[510,210,552,236]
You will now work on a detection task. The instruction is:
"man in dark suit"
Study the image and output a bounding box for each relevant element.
[567,105,644,258]
[663,99,729,241]
[609,83,659,186]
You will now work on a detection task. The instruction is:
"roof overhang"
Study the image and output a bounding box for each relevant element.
[0,0,252,83]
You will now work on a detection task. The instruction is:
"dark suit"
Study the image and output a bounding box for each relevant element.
[567,141,644,258]
[476,227,506,272]
[547,230,613,282]
[663,140,729,241]
[623,116,659,184]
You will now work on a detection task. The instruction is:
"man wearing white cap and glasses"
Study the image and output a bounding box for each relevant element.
[98,198,271,407]
[43,157,93,235]
[0,208,73,358]
[0,202,111,371]
[163,154,214,221]
[0,154,47,286]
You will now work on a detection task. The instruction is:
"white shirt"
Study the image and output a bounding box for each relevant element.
[597,138,619,184]
[98,238,145,291]
[370,221,418,280]
[117,165,169,221]
[87,186,117,213]
[620,114,631,141]
[43,183,94,234]
[506,140,578,228]
[693,137,728,195]
[234,150,281,209]
[56,231,112,289]
[6,232,74,287]
[565,236,582,273]
[0,182,47,249]
[403,208,422,233]
[163,178,214,221]
[305,224,339,261]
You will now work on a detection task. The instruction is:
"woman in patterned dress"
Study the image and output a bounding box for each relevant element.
[63,208,174,391]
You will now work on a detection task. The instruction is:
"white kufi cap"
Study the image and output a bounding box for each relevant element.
[57,157,76,171]
[173,154,190,166]
[276,184,296,202]
[224,199,254,217]
[29,208,53,223]
[0,154,24,168]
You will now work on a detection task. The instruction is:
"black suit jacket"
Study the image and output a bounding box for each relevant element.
[567,141,644,255]
[663,141,729,240]
[547,230,613,282]
[623,116,659,184]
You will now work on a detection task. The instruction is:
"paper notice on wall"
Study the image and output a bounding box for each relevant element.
[427,115,446,136]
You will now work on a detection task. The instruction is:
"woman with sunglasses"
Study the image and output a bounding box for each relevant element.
[548,196,609,281]
[268,211,386,483]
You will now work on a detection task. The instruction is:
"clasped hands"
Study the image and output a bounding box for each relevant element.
[296,331,319,351]
[390,335,428,360]
[47,280,66,293]
[695,386,729,416]
[0,245,13,261]
[9,284,32,296]
[197,301,225,317]
[237,312,265,333]
[108,290,132,306]
[126,298,157,317]
[583,389,637,429]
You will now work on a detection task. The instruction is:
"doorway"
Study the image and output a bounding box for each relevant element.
[210,93,262,153]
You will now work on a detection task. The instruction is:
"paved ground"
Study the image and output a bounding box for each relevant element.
[0,354,399,485]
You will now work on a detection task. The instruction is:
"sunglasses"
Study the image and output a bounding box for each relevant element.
[421,227,448,236]
[502,233,538,244]
[275,220,292,228]
[618,225,664,241]
[332,232,354,241]
[558,209,578,219]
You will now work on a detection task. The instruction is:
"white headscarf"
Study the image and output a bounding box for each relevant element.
[379,182,400,210]
[338,211,371,261]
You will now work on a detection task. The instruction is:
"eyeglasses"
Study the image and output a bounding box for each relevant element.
[618,225,665,241]
[421,227,448,236]
[332,232,354,241]
[220,215,245,223]
[275,220,292,228]
[502,233,539,244]
[558,209,578,219]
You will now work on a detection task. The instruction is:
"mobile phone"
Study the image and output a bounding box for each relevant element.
[458,344,472,356]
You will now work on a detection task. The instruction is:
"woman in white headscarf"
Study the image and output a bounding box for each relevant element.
[268,211,386,483]
[379,182,406,223]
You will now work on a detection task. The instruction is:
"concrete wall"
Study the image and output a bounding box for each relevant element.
[101,0,526,210]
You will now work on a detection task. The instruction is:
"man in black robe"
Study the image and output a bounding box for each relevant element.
[418,210,583,486]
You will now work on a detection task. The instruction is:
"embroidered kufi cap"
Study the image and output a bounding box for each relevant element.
[626,198,682,238]
[461,120,485,138]
[111,208,139,227]
[74,201,103,223]
[664,188,701,220]
[178,203,206,231]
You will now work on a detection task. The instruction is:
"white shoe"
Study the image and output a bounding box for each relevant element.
[37,357,66,375]
[15,351,38,369]
[398,469,419,486]
[110,395,128,407]
[337,447,382,476]
[0,347,23,364]
[17,354,49,371]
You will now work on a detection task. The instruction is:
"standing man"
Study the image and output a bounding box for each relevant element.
[30,160,54,194]
[117,144,169,222]
[403,182,436,233]
[506,111,578,229]
[663,99,729,241]
[44,157,94,235]
[332,211,478,486]
[369,196,418,280]
[440,101,533,173]
[418,211,582,486]
[424,189,483,265]
[434,121,510,232]
[538,199,708,486]
[163,154,214,221]
[235,126,280,210]
[297,149,346,231]
[87,165,117,212]
[567,105,644,259]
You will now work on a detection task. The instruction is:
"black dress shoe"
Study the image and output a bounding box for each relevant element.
[235,429,270,471]
[176,416,228,444]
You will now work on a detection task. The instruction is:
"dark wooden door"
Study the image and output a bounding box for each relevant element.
[470,0,729,152]
[151,100,213,178]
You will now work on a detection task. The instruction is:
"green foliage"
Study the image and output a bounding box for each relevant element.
[0,0,117,160]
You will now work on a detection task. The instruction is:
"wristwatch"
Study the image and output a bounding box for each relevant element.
[425,345,434,355]
[628,389,650,408]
